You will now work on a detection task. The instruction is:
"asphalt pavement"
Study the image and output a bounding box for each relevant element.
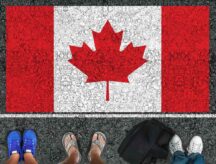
[0,117,215,164]
[0,1,216,164]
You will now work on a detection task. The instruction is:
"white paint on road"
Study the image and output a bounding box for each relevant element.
[1,114,216,118]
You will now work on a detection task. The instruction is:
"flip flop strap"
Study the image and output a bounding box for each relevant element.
[88,140,105,161]
[65,140,77,154]
[92,140,105,151]
[64,140,81,163]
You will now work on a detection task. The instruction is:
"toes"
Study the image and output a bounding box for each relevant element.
[98,135,105,145]
[71,134,76,140]
[65,135,70,143]
[98,135,103,142]
[64,133,76,146]
[92,133,98,141]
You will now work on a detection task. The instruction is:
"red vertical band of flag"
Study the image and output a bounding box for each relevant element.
[162,6,209,112]
[6,6,54,112]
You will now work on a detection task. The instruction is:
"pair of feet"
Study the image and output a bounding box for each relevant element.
[62,132,106,163]
[7,129,37,160]
[169,135,203,155]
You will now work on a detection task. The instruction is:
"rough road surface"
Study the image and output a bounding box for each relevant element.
[0,117,215,164]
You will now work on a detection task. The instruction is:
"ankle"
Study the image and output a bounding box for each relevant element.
[10,153,20,160]
[70,149,78,157]
[68,150,79,163]
[24,152,34,159]
[90,150,100,159]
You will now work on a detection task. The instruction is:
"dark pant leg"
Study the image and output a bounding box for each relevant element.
[170,151,189,164]
[188,153,205,164]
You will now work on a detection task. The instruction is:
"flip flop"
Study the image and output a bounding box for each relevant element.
[62,132,81,163]
[88,132,107,161]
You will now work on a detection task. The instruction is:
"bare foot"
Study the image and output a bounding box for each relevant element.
[8,153,20,161]
[63,133,80,163]
[89,132,106,159]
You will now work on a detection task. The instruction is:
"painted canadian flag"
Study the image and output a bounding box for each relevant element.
[6,6,209,113]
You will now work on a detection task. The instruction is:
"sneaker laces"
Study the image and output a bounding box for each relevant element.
[172,141,182,149]
[170,141,183,153]
[23,138,35,153]
[189,143,202,153]
[10,139,20,154]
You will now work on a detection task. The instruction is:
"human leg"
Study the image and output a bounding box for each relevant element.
[6,131,22,164]
[170,151,189,164]
[6,154,20,164]
[60,132,81,164]
[188,153,205,164]
[90,153,104,164]
[22,129,38,164]
[187,136,205,164]
[88,132,106,164]
[169,135,188,164]
[24,153,38,164]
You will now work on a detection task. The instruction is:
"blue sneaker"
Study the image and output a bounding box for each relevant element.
[7,130,22,158]
[22,129,37,156]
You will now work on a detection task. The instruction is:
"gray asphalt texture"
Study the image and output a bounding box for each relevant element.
[1,0,216,164]
[0,118,215,164]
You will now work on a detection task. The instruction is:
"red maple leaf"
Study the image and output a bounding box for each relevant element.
[69,21,147,101]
